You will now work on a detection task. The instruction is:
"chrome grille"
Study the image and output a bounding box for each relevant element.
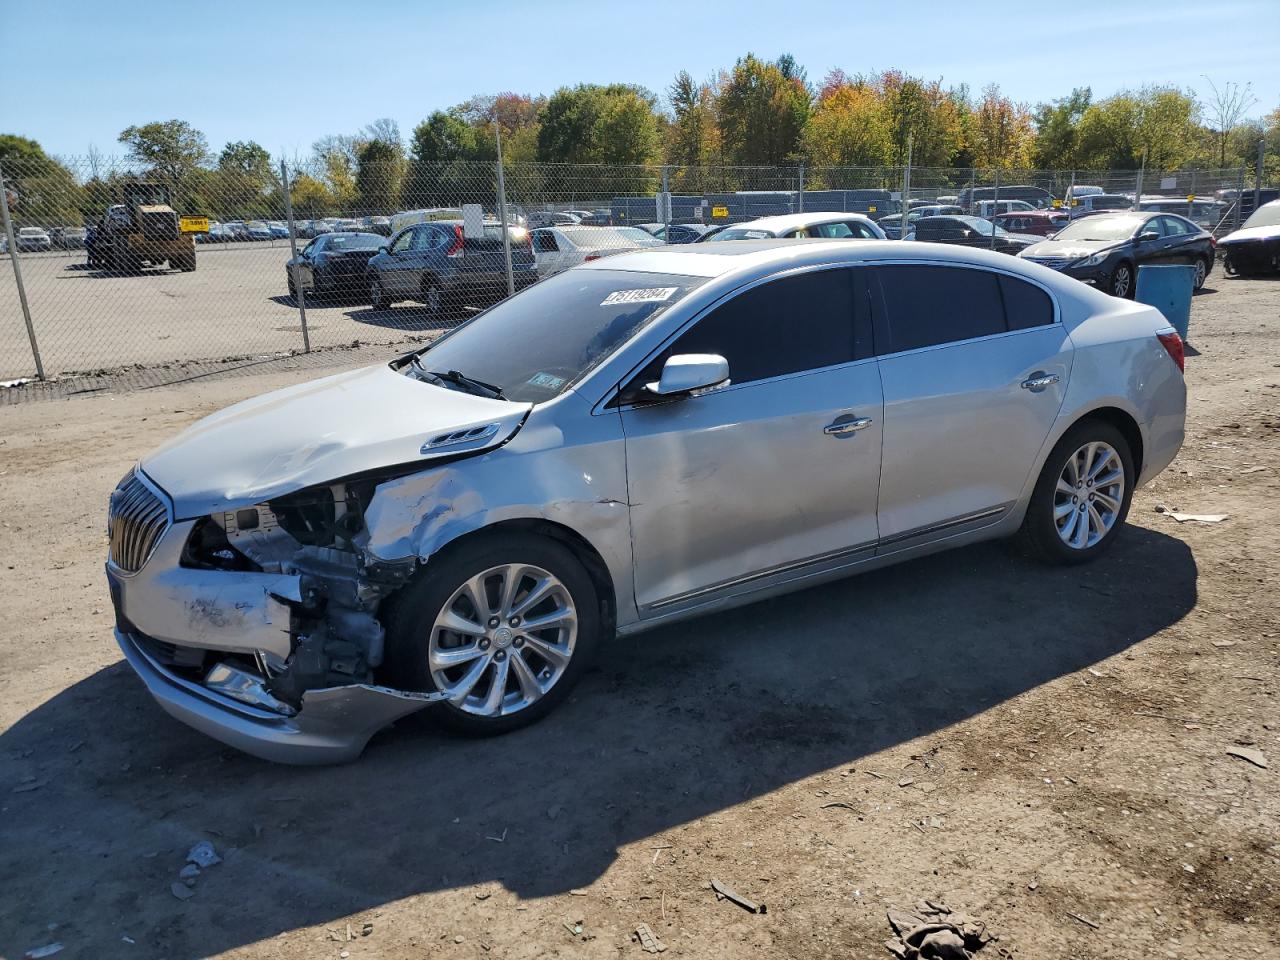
[1026,256,1072,270]
[108,468,170,573]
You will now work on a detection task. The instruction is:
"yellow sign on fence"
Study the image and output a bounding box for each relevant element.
[180,216,209,234]
[711,205,729,219]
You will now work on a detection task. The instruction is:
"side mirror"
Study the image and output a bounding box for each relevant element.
[378,245,389,254]
[1137,230,1159,243]
[645,354,730,397]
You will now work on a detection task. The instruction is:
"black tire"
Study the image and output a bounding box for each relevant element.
[1016,419,1135,565]
[383,532,602,736]
[419,276,444,317]
[1192,255,1210,291]
[369,272,392,310]
[1109,261,1135,299]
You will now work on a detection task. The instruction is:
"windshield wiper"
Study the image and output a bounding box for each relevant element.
[410,357,505,400]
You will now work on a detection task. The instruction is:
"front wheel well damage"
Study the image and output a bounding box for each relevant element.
[386,518,618,640]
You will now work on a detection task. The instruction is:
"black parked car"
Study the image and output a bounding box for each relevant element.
[286,232,385,300]
[1218,200,1280,277]
[913,216,1040,255]
[636,222,714,244]
[365,220,537,315]
[1019,211,1215,298]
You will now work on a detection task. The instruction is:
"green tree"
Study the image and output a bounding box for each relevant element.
[290,173,333,218]
[714,54,811,165]
[875,71,964,168]
[354,138,402,215]
[1076,87,1201,169]
[0,134,84,225]
[969,84,1036,169]
[215,140,275,217]
[1032,88,1092,168]
[801,75,894,170]
[536,83,661,164]
[666,70,719,167]
[117,120,209,198]
[405,110,492,207]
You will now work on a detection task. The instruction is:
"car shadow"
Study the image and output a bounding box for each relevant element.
[344,305,470,332]
[0,527,1197,957]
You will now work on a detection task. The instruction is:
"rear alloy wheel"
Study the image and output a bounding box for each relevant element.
[383,533,601,736]
[1192,256,1208,291]
[1110,262,1134,299]
[369,274,392,310]
[421,279,443,317]
[1017,420,1134,565]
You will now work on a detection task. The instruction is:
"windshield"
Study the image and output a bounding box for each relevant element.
[956,216,1007,237]
[1242,204,1280,229]
[1052,214,1147,242]
[560,226,660,248]
[323,233,383,250]
[403,269,706,403]
[708,227,776,241]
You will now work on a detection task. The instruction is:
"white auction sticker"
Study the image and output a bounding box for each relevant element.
[601,287,678,307]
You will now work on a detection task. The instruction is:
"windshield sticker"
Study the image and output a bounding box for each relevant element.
[528,372,567,390]
[600,287,678,307]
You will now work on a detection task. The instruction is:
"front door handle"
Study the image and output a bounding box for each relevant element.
[824,416,874,436]
[1021,372,1060,392]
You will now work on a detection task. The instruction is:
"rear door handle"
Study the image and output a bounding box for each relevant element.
[1021,372,1060,392]
[824,416,874,436]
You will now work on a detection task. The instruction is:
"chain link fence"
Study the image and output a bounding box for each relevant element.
[1,155,1273,382]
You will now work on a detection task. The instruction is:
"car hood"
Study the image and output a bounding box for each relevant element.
[1020,237,1122,259]
[142,364,531,519]
[1218,224,1280,245]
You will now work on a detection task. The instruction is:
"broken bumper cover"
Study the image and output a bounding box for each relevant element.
[116,629,444,764]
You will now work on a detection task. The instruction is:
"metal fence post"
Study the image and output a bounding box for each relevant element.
[1257,137,1266,211]
[0,162,45,380]
[990,168,999,250]
[1234,164,1246,230]
[899,137,912,241]
[661,165,671,227]
[495,124,515,298]
[279,160,311,353]
[797,163,805,213]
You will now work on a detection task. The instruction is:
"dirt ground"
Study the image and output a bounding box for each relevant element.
[1,273,1277,960]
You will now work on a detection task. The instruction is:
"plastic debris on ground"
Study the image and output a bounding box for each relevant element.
[885,901,997,959]
[186,840,221,868]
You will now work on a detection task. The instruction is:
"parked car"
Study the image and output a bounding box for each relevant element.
[704,212,887,242]
[1137,198,1228,232]
[310,220,334,236]
[286,232,386,300]
[366,220,537,314]
[956,185,1054,211]
[1019,211,1215,297]
[878,205,963,239]
[57,226,89,249]
[992,210,1071,237]
[635,223,714,244]
[1066,185,1104,199]
[363,216,392,236]
[693,224,730,242]
[530,225,661,277]
[334,219,363,233]
[578,211,615,226]
[269,222,290,239]
[912,216,1040,255]
[973,199,1037,218]
[196,221,225,244]
[105,239,1188,762]
[16,226,53,252]
[1069,194,1132,217]
[1213,188,1280,219]
[245,221,273,241]
[224,221,249,241]
[1217,199,1280,277]
[526,211,581,229]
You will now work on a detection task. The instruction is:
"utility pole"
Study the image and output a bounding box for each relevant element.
[900,135,912,240]
[495,122,515,298]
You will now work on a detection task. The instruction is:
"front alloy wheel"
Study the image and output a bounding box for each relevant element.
[1110,262,1133,299]
[1192,257,1208,291]
[428,564,576,717]
[369,274,391,310]
[383,532,601,735]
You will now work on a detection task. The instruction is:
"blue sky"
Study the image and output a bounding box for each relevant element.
[3,0,1277,161]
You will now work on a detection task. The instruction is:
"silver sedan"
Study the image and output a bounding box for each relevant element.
[107,240,1187,763]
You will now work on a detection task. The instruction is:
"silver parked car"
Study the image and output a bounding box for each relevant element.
[107,240,1187,763]
[705,212,887,242]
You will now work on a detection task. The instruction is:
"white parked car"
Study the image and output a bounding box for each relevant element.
[16,226,53,252]
[704,212,887,242]
[530,225,661,277]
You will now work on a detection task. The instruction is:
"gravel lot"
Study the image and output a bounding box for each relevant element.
[0,243,453,381]
[1,273,1277,959]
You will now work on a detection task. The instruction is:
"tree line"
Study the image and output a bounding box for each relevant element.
[1,54,1276,225]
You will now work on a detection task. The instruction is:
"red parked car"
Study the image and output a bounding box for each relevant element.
[992,210,1070,237]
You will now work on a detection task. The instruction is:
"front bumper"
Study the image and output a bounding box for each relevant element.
[116,629,443,764]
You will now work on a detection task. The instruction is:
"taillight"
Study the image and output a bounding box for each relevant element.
[1157,330,1185,372]
[446,224,464,258]
[584,252,602,262]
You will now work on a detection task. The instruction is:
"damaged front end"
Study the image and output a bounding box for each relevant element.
[109,469,445,764]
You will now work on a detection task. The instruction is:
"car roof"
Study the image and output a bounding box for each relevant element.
[731,212,877,232]
[584,237,1064,281]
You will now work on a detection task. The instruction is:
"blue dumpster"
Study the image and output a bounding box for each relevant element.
[1135,264,1194,341]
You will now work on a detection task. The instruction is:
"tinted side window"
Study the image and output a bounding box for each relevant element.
[876,266,1005,352]
[670,269,859,384]
[999,275,1055,330]
[389,230,414,254]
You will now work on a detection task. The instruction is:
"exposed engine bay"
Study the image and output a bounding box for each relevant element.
[180,479,414,710]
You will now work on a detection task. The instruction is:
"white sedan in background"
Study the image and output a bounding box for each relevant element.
[530,225,662,277]
[704,212,887,242]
